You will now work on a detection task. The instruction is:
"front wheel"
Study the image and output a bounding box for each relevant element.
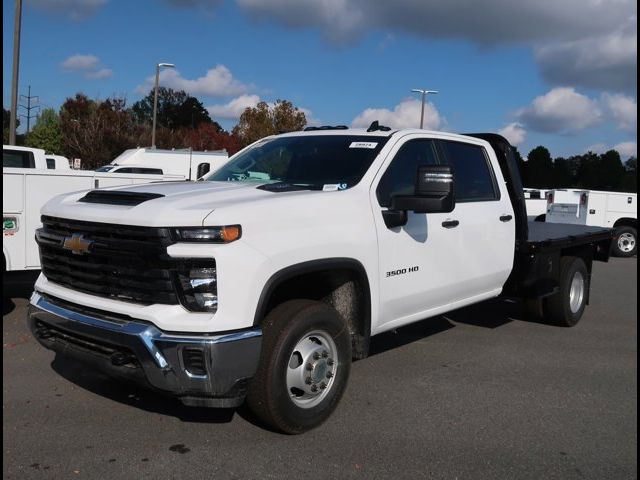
[247,300,351,434]
[612,226,637,257]
[544,256,588,327]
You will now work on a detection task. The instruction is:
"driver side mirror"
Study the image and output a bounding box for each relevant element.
[383,165,455,228]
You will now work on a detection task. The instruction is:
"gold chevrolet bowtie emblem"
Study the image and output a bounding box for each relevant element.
[62,233,93,255]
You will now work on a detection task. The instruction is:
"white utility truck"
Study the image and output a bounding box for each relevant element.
[99,147,229,180]
[28,127,613,433]
[546,189,637,257]
[3,166,182,272]
[3,145,70,170]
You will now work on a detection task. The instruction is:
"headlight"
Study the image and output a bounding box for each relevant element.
[174,225,241,243]
[177,266,218,312]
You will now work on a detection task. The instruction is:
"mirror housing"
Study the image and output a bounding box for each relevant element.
[391,165,455,214]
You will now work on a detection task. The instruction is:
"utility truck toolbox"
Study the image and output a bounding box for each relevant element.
[28,125,613,434]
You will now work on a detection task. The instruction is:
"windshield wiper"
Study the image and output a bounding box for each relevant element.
[256,182,321,192]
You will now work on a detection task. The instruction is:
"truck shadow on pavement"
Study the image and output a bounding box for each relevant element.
[368,298,556,357]
[46,296,555,427]
[50,356,236,424]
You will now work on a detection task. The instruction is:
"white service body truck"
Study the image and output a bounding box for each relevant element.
[99,147,229,180]
[3,145,70,170]
[523,188,550,221]
[546,189,637,257]
[27,128,613,433]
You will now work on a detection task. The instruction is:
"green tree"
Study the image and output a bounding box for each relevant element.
[60,93,145,169]
[131,88,218,131]
[525,146,554,188]
[25,108,62,153]
[233,100,307,147]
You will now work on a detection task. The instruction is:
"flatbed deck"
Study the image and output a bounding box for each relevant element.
[522,222,613,252]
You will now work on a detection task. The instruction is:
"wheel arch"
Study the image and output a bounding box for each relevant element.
[253,258,372,359]
[613,217,637,229]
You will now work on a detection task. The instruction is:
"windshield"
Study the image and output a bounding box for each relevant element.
[96,166,114,172]
[207,135,389,190]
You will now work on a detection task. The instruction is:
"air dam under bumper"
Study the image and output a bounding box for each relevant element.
[28,292,262,408]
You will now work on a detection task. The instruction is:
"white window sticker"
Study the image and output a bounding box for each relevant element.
[349,142,378,149]
[323,184,340,191]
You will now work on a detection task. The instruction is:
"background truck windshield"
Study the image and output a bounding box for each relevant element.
[208,135,389,189]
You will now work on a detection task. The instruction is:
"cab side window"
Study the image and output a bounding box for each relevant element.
[439,141,498,202]
[376,140,438,207]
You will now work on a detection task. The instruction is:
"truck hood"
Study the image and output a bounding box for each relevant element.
[42,181,323,227]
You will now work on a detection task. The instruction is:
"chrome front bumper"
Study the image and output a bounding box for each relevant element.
[28,292,262,408]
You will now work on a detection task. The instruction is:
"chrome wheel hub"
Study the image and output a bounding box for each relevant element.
[618,233,636,253]
[286,330,337,409]
[569,271,585,314]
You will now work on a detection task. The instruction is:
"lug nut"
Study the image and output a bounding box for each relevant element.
[305,377,312,385]
[306,363,314,371]
[322,350,328,358]
[313,352,321,360]
[327,358,335,366]
[326,371,333,379]
[311,384,318,393]
[320,382,327,390]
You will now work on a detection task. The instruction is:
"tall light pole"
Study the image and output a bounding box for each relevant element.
[411,88,438,129]
[9,0,23,145]
[151,62,175,148]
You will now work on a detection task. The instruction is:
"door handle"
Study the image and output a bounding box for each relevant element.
[442,220,459,229]
[499,215,513,222]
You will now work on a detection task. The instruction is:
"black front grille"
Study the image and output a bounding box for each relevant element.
[38,216,180,305]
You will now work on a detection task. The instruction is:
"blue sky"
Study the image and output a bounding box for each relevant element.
[2,0,637,159]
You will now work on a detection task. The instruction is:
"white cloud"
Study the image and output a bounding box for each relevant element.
[207,94,261,119]
[235,0,633,44]
[232,0,636,92]
[61,54,100,71]
[85,68,113,79]
[584,143,608,154]
[137,65,253,97]
[614,141,637,158]
[601,93,637,132]
[351,98,442,130]
[498,123,526,146]
[584,141,637,158]
[29,0,107,20]
[60,54,112,79]
[535,19,637,93]
[516,88,603,134]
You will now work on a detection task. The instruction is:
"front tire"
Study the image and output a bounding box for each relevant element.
[544,257,588,327]
[612,226,637,257]
[247,300,351,434]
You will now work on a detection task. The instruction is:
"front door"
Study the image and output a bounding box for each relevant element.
[370,135,514,333]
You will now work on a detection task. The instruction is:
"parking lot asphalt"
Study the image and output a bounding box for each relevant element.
[3,258,637,480]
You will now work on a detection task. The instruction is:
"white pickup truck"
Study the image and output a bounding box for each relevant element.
[27,126,613,433]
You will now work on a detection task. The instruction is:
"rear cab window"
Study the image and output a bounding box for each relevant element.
[3,149,36,168]
[438,140,499,202]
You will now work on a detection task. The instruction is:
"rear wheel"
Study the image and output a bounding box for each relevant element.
[612,226,637,257]
[544,256,588,327]
[247,300,351,434]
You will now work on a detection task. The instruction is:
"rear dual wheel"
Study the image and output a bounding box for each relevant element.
[524,256,588,327]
